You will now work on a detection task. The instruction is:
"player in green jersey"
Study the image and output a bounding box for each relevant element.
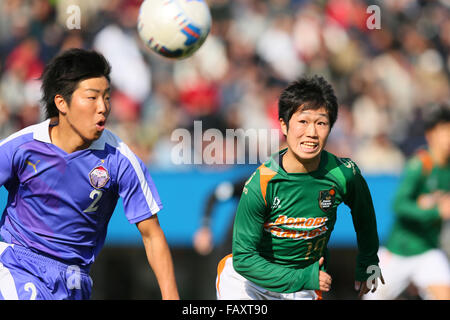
[364,104,450,300]
[216,76,384,300]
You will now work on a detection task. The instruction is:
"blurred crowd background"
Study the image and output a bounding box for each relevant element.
[0,0,449,299]
[1,0,449,173]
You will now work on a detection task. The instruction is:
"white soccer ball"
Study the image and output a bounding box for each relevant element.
[137,0,212,59]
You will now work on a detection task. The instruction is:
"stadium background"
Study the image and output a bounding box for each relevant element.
[0,0,449,299]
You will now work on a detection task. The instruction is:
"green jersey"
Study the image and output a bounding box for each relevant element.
[386,149,450,256]
[232,149,380,293]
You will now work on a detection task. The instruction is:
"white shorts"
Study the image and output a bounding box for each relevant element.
[363,247,450,300]
[215,254,322,300]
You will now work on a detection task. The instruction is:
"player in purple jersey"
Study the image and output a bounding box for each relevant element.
[0,49,179,300]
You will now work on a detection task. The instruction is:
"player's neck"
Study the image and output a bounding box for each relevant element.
[282,149,321,173]
[49,118,92,154]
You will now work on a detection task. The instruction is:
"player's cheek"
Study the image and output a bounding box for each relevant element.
[290,126,305,140]
[319,128,330,143]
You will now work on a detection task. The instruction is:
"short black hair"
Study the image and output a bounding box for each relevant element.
[278,75,338,129]
[40,48,112,118]
[423,103,450,132]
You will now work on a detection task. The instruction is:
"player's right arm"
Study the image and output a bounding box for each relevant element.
[392,156,441,223]
[0,136,20,187]
[232,170,322,293]
[0,128,39,188]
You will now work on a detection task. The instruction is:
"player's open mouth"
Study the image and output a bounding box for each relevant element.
[300,142,319,153]
[96,120,106,131]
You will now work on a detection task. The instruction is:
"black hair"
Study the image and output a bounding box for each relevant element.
[423,103,450,132]
[278,75,338,130]
[40,48,112,118]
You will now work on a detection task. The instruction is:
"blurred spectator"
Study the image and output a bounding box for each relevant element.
[0,99,15,138]
[93,0,151,123]
[0,37,43,127]
[257,14,305,81]
[354,133,405,175]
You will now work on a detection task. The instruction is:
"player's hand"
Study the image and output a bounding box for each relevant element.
[355,272,385,298]
[318,257,332,292]
[193,226,213,255]
[417,191,442,209]
[438,194,450,220]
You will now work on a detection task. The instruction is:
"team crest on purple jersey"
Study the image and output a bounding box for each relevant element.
[89,166,109,189]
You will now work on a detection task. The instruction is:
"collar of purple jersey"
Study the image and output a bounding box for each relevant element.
[33,119,106,150]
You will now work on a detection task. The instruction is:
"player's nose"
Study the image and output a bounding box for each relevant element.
[97,97,109,114]
[305,123,317,137]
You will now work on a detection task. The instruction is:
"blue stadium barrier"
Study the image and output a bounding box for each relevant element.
[0,167,399,248]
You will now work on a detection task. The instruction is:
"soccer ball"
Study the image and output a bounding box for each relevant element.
[137,0,212,59]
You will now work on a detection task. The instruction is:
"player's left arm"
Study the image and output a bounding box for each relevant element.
[116,146,178,299]
[344,162,384,297]
[137,215,180,300]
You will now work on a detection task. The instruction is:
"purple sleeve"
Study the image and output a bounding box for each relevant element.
[0,138,19,187]
[117,152,163,224]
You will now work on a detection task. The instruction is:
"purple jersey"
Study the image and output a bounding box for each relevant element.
[0,119,163,267]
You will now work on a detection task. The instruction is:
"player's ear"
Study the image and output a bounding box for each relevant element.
[279,118,288,136]
[54,94,68,116]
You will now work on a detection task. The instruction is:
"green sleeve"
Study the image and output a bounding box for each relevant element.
[392,158,440,223]
[344,166,380,282]
[232,170,320,293]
